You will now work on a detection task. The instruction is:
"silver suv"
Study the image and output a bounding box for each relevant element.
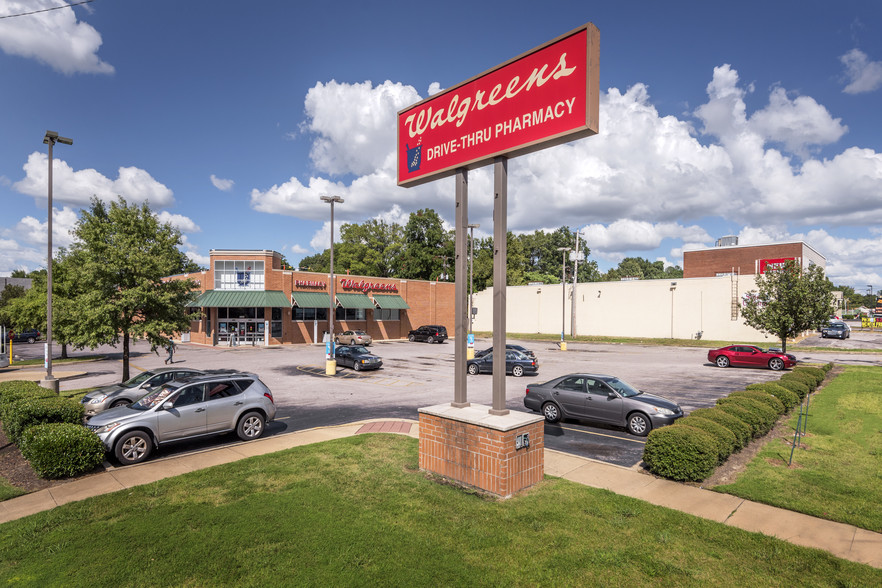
[86,372,276,465]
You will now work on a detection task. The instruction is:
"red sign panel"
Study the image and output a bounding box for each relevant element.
[759,258,796,273]
[397,23,599,187]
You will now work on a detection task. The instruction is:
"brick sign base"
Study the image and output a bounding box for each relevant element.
[418,404,544,498]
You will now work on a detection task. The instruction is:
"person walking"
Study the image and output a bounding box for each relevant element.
[164,340,175,364]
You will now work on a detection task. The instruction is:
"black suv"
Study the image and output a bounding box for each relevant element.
[7,329,41,344]
[407,325,448,343]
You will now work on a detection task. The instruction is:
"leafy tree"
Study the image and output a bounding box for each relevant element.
[298,251,329,273]
[10,269,28,278]
[399,209,453,280]
[0,284,26,320]
[67,197,199,381]
[602,257,683,281]
[740,260,834,353]
[336,219,404,278]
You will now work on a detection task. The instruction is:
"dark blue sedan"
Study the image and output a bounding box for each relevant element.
[466,349,537,377]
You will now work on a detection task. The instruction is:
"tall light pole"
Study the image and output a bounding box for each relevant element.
[320,195,343,375]
[571,230,583,338]
[41,131,72,394]
[557,246,571,351]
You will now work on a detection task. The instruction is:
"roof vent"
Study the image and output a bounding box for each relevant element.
[715,236,738,247]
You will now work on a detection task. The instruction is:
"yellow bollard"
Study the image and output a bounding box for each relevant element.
[467,348,475,359]
[560,341,567,351]
[325,359,337,375]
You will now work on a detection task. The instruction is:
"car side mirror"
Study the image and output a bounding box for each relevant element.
[161,401,175,411]
[608,392,616,399]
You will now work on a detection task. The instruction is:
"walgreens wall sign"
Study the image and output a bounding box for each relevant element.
[398,23,599,187]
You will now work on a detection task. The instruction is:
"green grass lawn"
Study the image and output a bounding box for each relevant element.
[1,435,880,586]
[713,366,882,532]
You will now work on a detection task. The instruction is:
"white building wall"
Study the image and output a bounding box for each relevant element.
[472,275,773,342]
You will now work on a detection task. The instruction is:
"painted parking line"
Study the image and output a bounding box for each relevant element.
[558,424,647,444]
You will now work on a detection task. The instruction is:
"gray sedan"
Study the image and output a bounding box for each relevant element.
[81,367,205,416]
[523,373,683,436]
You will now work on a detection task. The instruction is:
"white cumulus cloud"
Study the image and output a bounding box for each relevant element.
[210,175,234,191]
[0,0,113,75]
[840,48,882,94]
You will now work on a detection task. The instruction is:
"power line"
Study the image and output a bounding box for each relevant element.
[0,0,96,20]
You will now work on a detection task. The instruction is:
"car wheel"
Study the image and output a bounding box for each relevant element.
[27,337,36,344]
[334,337,340,344]
[542,402,561,423]
[110,399,132,409]
[715,355,730,368]
[768,358,785,371]
[427,335,435,344]
[627,413,651,436]
[408,334,416,342]
[467,363,479,375]
[512,365,524,377]
[821,332,826,338]
[237,411,265,441]
[354,362,361,372]
[114,430,152,465]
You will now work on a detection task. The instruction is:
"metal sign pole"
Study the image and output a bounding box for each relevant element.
[491,157,509,415]
[453,169,469,408]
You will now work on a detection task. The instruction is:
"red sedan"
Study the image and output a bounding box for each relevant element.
[707,345,797,371]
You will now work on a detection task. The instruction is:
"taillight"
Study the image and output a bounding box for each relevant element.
[525,387,531,395]
[264,391,274,404]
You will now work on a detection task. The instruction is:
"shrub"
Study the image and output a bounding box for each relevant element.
[717,397,779,435]
[727,390,786,415]
[821,362,834,373]
[687,408,752,449]
[676,416,737,463]
[19,423,106,479]
[0,381,56,425]
[745,383,800,410]
[776,377,809,401]
[780,371,818,392]
[4,396,84,444]
[716,401,768,438]
[793,366,825,387]
[642,425,719,482]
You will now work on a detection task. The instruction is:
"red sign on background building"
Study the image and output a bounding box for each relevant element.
[397,23,599,187]
[759,258,796,273]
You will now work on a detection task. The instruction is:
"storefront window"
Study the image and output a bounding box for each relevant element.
[336,308,366,321]
[293,307,328,321]
[374,308,400,321]
[214,260,265,290]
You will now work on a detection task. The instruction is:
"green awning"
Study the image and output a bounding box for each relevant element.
[191,290,291,308]
[335,292,375,309]
[291,291,331,308]
[372,294,410,309]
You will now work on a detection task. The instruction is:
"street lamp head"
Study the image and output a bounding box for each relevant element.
[320,195,344,204]
[43,130,72,145]
[467,223,480,229]
[557,247,572,252]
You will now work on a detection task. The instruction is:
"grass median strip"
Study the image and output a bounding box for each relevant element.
[712,366,882,533]
[1,434,880,586]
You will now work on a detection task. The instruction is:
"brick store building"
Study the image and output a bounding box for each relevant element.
[169,249,454,346]
[683,239,825,278]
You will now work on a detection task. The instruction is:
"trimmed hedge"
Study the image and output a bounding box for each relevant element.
[3,396,84,444]
[0,381,56,425]
[715,401,767,438]
[727,390,786,415]
[775,377,809,401]
[687,407,752,449]
[745,382,800,410]
[717,397,779,434]
[793,366,825,387]
[675,416,737,463]
[19,423,106,479]
[780,370,818,392]
[642,425,719,482]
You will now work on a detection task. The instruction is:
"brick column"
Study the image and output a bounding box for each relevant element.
[418,404,544,498]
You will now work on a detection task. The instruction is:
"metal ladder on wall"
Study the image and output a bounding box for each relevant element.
[730,269,739,321]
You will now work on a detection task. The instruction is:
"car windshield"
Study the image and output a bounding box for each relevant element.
[605,378,641,398]
[121,371,156,388]
[349,346,369,354]
[130,387,176,410]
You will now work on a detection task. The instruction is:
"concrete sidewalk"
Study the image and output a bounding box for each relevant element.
[0,366,86,383]
[1,419,880,570]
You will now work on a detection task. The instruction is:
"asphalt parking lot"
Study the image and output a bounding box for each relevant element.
[7,330,882,467]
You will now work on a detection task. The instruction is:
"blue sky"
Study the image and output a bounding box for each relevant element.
[1,0,881,292]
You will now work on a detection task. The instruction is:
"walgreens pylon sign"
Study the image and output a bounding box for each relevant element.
[398,23,599,187]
